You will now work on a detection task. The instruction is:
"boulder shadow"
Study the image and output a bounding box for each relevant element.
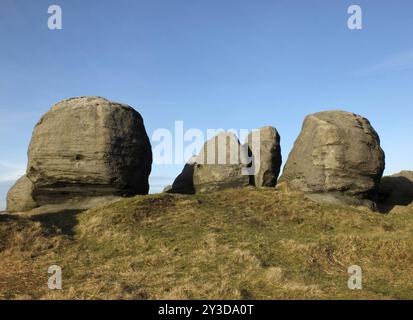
[0,213,20,223]
[377,176,413,213]
[30,209,82,237]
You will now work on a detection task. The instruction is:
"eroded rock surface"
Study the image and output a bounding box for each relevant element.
[7,96,152,213]
[245,126,282,187]
[281,110,385,208]
[170,133,250,194]
[6,175,37,212]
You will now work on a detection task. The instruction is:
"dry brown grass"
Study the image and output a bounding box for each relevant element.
[1,188,412,300]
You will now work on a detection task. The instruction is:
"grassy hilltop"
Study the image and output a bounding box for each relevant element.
[0,187,412,300]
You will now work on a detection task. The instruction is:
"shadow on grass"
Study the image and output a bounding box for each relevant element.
[30,210,83,237]
[0,214,20,223]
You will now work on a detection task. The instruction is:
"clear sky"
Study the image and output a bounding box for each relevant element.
[1,0,412,209]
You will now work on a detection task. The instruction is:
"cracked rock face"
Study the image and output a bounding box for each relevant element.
[280,110,385,205]
[7,96,152,212]
[245,126,282,187]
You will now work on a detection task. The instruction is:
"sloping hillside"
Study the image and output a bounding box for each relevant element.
[0,187,412,299]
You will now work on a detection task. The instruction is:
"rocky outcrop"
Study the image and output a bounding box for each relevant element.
[170,133,250,194]
[162,185,173,193]
[6,175,37,212]
[7,96,152,213]
[193,132,249,193]
[280,110,385,209]
[170,157,196,194]
[245,126,282,187]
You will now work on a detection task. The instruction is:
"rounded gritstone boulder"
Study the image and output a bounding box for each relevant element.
[170,156,197,194]
[6,175,37,212]
[280,110,385,207]
[12,96,153,209]
[169,133,250,194]
[192,132,250,193]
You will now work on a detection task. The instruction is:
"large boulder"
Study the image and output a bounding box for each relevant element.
[193,132,249,193]
[245,126,282,187]
[6,175,37,212]
[280,110,385,208]
[170,156,196,194]
[7,96,152,212]
[170,133,250,194]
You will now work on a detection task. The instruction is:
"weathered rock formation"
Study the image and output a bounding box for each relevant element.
[280,110,385,209]
[170,132,250,194]
[193,133,250,193]
[6,96,152,213]
[170,156,197,194]
[245,126,282,187]
[6,175,37,212]
[162,185,173,193]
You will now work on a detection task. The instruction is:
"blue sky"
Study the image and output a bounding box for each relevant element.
[1,0,413,209]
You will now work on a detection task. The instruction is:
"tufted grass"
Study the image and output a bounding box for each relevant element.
[0,187,412,300]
